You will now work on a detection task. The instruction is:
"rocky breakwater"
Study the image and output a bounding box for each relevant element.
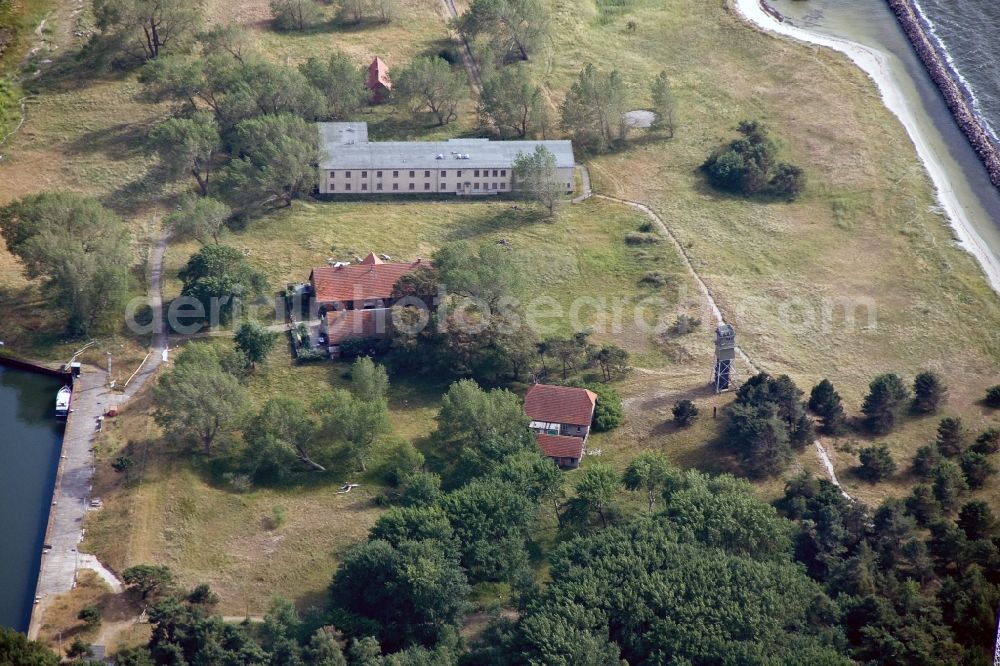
[885,0,1000,190]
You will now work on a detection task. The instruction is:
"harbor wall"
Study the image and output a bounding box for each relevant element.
[885,0,1000,190]
[0,353,71,380]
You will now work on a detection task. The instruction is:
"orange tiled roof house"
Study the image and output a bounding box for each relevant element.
[307,252,432,356]
[524,384,598,469]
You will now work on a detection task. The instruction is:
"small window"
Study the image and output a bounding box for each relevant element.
[474,170,480,177]
[474,183,479,190]
[330,183,335,191]
[409,170,415,177]
[492,169,498,177]
[361,183,367,191]
[393,183,399,190]
[424,170,430,177]
[440,170,446,176]
[409,183,415,190]
[361,171,367,178]
[346,171,351,178]
[393,170,399,177]
[500,169,506,176]
[345,183,351,191]
[376,183,383,191]
[441,183,447,189]
[457,170,462,177]
[377,170,382,177]
[424,183,430,190]
[329,171,336,178]
[500,182,506,190]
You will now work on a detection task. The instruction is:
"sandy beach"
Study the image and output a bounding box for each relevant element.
[732,0,1000,293]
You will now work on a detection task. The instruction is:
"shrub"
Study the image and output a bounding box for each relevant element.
[936,417,965,457]
[590,384,624,431]
[672,399,698,427]
[270,0,322,30]
[861,373,910,434]
[959,450,996,489]
[669,314,701,335]
[808,379,846,435]
[111,455,133,472]
[858,444,896,482]
[378,439,425,486]
[912,371,947,413]
[271,505,287,529]
[638,220,655,232]
[971,428,1000,455]
[78,606,101,631]
[986,385,1000,408]
[295,347,326,363]
[701,121,805,199]
[913,444,941,478]
[624,231,661,245]
[639,271,668,287]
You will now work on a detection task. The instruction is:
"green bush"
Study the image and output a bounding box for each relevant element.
[78,606,101,631]
[590,384,624,431]
[624,231,661,245]
[971,428,1000,455]
[701,121,805,199]
[858,444,896,482]
[986,385,1000,408]
[672,399,698,427]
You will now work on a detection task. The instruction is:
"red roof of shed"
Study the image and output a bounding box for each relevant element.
[324,308,388,344]
[367,57,392,91]
[524,384,597,427]
[310,257,425,304]
[535,433,584,460]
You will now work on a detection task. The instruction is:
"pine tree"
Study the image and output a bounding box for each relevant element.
[912,371,947,414]
[808,379,846,434]
[861,373,910,434]
[936,417,965,457]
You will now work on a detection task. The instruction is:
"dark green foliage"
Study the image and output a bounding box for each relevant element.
[0,193,132,336]
[145,593,268,664]
[958,501,995,540]
[857,444,896,482]
[671,399,698,426]
[568,462,620,529]
[726,373,813,477]
[512,145,563,215]
[234,320,277,369]
[112,455,134,472]
[808,378,846,434]
[150,112,221,196]
[441,477,533,581]
[972,428,1000,454]
[242,396,327,482]
[78,606,102,631]
[960,450,996,489]
[985,385,1000,408]
[166,196,231,245]
[186,583,219,606]
[913,444,941,477]
[92,0,201,62]
[650,70,676,137]
[122,564,174,600]
[936,416,965,457]
[905,484,940,525]
[178,244,268,324]
[932,460,968,511]
[503,506,846,665]
[0,627,58,666]
[590,344,629,382]
[329,539,469,650]
[589,383,623,432]
[270,0,322,30]
[66,638,92,659]
[400,472,443,507]
[701,121,805,199]
[369,506,458,558]
[861,373,910,434]
[912,371,947,413]
[377,439,425,486]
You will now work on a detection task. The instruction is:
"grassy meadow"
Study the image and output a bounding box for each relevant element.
[0,0,997,635]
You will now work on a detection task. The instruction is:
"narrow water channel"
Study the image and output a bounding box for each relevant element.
[0,366,64,632]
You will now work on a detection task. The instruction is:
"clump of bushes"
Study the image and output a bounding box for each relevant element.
[986,384,1000,408]
[639,271,669,287]
[672,399,698,427]
[858,444,896,482]
[625,231,661,245]
[590,384,624,431]
[669,314,701,335]
[702,121,805,199]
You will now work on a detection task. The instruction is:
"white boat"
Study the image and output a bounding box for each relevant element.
[55,385,72,419]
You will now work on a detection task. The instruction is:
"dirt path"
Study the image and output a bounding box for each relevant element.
[578,167,851,498]
[439,0,482,93]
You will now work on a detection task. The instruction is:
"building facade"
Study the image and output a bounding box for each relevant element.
[317,122,575,197]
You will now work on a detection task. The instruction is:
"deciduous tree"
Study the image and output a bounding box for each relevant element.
[454,0,548,63]
[93,0,202,62]
[512,144,563,216]
[622,451,673,512]
[299,52,368,120]
[234,320,277,370]
[225,113,320,207]
[270,0,322,30]
[150,112,221,195]
[396,57,466,126]
[560,63,628,151]
[650,70,676,138]
[478,65,546,138]
[178,244,268,323]
[165,196,231,245]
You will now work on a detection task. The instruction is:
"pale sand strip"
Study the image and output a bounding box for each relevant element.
[732,0,1000,292]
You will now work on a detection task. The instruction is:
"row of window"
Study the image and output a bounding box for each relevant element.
[329,181,508,192]
[333,169,507,179]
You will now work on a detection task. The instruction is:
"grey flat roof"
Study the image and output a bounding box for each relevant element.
[317,122,575,170]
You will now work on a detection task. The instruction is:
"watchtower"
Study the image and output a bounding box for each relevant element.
[713,324,736,393]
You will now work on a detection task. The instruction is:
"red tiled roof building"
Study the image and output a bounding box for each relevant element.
[534,433,584,469]
[525,384,598,468]
[367,57,392,103]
